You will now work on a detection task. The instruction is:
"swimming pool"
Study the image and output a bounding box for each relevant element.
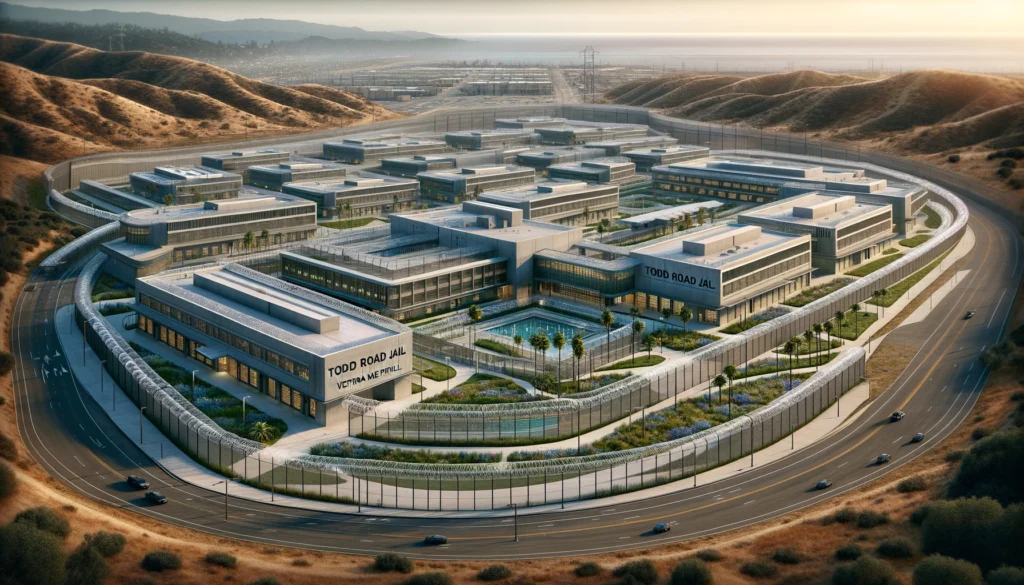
[484,316,592,341]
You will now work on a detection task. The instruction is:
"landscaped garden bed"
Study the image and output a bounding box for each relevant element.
[922,206,942,229]
[784,278,855,307]
[541,372,632,395]
[735,354,837,379]
[507,446,597,462]
[91,273,135,302]
[309,442,500,464]
[474,338,518,356]
[899,234,932,248]
[829,310,878,341]
[596,355,665,371]
[423,373,543,404]
[657,329,719,351]
[413,355,456,381]
[846,253,904,277]
[867,251,951,308]
[720,307,790,333]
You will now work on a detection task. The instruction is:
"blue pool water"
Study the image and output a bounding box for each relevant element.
[485,316,591,341]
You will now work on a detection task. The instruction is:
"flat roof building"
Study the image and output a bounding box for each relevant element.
[322,136,448,163]
[623,145,710,171]
[478,180,619,226]
[135,264,413,426]
[463,80,553,95]
[101,194,318,281]
[584,135,680,156]
[737,192,896,274]
[516,146,606,170]
[417,165,536,203]
[444,129,537,150]
[200,150,291,179]
[534,122,649,145]
[380,155,458,178]
[547,158,637,184]
[129,166,243,205]
[247,162,347,191]
[494,116,570,129]
[281,201,582,320]
[281,175,420,219]
[619,201,724,230]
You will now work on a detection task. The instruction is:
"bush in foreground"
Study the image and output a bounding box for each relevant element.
[477,564,512,581]
[373,552,413,574]
[740,561,778,578]
[65,543,109,585]
[205,551,237,569]
[14,506,70,539]
[0,521,67,585]
[85,531,126,558]
[988,567,1024,585]
[772,547,803,564]
[249,578,281,585]
[876,537,915,559]
[912,555,983,585]
[0,460,15,503]
[694,549,723,562]
[0,432,16,461]
[835,544,862,560]
[831,556,898,585]
[856,510,889,528]
[897,476,927,493]
[613,559,658,585]
[141,551,181,572]
[401,572,453,585]
[670,558,712,585]
[574,561,602,577]
[909,504,932,525]
[0,351,14,376]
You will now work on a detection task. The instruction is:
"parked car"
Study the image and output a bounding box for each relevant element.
[816,479,833,490]
[876,454,891,464]
[145,490,167,505]
[652,522,671,534]
[912,433,925,443]
[126,475,149,490]
[890,411,905,422]
[964,311,976,319]
[424,535,448,546]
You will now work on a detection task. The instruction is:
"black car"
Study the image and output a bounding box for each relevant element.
[876,454,891,464]
[912,433,925,443]
[144,490,167,505]
[816,479,833,490]
[965,311,976,320]
[424,535,448,546]
[890,411,905,422]
[126,475,149,490]
[652,522,671,534]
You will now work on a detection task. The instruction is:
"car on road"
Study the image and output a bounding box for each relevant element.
[965,311,976,319]
[816,479,833,490]
[144,490,167,504]
[424,535,448,546]
[876,454,891,464]
[912,433,925,443]
[126,475,149,490]
[890,411,905,422]
[652,522,671,534]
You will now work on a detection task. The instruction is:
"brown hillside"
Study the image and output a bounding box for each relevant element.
[604,69,1024,153]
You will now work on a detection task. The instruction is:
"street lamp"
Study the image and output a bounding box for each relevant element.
[445,357,451,392]
[139,406,146,443]
[99,359,106,394]
[213,480,228,520]
[191,370,198,402]
[241,396,251,434]
[507,503,519,542]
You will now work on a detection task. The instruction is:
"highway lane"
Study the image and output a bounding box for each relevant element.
[12,182,1021,560]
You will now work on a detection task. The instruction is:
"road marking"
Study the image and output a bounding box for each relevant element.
[928,406,933,412]
[78,424,84,431]
[893,437,903,444]
[968,363,975,372]
[360,539,374,543]
[618,536,631,540]
[624,516,640,520]
[538,524,554,528]
[988,289,1006,328]
[837,462,848,468]
[728,488,741,493]
[941,385,947,393]
[743,500,756,506]
[73,456,85,467]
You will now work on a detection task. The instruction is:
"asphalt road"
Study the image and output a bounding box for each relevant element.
[13,167,1022,561]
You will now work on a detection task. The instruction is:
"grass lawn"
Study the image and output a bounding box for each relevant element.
[899,234,932,248]
[413,355,456,381]
[423,373,541,404]
[474,338,518,356]
[830,310,878,341]
[867,251,951,308]
[657,330,719,351]
[777,338,843,355]
[309,442,500,464]
[735,353,838,379]
[98,304,133,316]
[91,273,135,302]
[923,206,942,229]
[883,248,899,255]
[846,253,904,277]
[719,307,790,333]
[784,278,856,307]
[548,372,631,395]
[596,354,665,371]
[321,217,378,230]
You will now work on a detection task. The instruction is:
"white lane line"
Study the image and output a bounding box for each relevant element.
[618,536,631,540]
[893,436,903,444]
[624,516,641,520]
[72,455,85,467]
[837,462,848,468]
[941,385,947,393]
[743,500,756,506]
[78,424,84,431]
[988,289,1007,328]
[968,362,975,372]
[728,488,741,493]
[538,524,554,528]
[928,406,933,412]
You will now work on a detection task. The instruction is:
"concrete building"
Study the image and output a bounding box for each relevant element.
[478,180,619,226]
[322,136,448,163]
[619,201,724,230]
[281,176,420,219]
[737,192,896,274]
[463,80,553,95]
[547,158,637,184]
[102,195,318,281]
[623,145,711,171]
[75,180,157,211]
[417,165,536,203]
[516,146,606,171]
[535,122,649,145]
[281,201,582,320]
[494,116,570,129]
[135,264,413,426]
[129,166,243,205]
[584,135,680,156]
[444,129,537,150]
[380,155,457,178]
[200,150,290,180]
[247,162,347,191]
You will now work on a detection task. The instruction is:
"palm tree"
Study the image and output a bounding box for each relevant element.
[600,309,615,360]
[661,306,672,330]
[552,331,566,397]
[631,320,646,365]
[597,222,606,241]
[823,321,834,364]
[630,306,641,319]
[680,307,693,334]
[851,303,861,338]
[834,310,846,340]
[812,323,824,369]
[723,364,738,417]
[243,231,255,255]
[467,304,483,323]
[783,338,800,387]
[803,329,815,368]
[162,193,175,207]
[878,287,889,318]
[653,330,665,354]
[248,421,275,443]
[536,332,551,372]
[513,334,524,357]
[872,290,883,320]
[571,334,585,394]
[260,229,270,251]
[642,334,654,358]
[528,333,541,374]
[713,374,727,405]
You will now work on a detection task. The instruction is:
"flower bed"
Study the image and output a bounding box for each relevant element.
[658,330,719,351]
[720,307,790,334]
[309,442,500,464]
[736,354,837,378]
[784,278,855,307]
[423,373,542,405]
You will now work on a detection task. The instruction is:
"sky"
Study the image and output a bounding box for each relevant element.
[12,0,1024,37]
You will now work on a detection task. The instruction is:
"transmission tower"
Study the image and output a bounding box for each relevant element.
[579,46,597,103]
[117,23,125,52]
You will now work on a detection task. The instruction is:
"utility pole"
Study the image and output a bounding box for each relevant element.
[580,46,597,103]
[118,24,125,52]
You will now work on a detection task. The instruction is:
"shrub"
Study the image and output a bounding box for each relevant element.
[1001,159,1018,169]
[945,450,965,462]
[0,460,15,503]
[374,552,413,574]
[772,547,803,564]
[0,521,67,585]
[574,561,602,577]
[85,531,126,557]
[947,429,1024,505]
[670,558,712,585]
[912,555,983,585]
[14,506,70,539]
[477,564,512,581]
[835,544,863,560]
[65,543,109,585]
[972,428,990,440]
[401,572,453,585]
[997,167,1014,179]
[920,497,1002,569]
[909,504,932,525]
[0,351,14,376]
[988,567,1024,585]
[740,561,777,578]
[249,579,281,585]
[876,537,915,559]
[948,154,961,163]
[291,558,310,566]
[856,510,889,528]
[898,476,928,493]
[694,549,723,562]
[141,551,181,572]
[613,559,659,585]
[205,551,237,568]
[824,507,857,524]
[831,556,898,585]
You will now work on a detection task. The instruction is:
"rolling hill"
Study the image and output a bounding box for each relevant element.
[605,70,1024,154]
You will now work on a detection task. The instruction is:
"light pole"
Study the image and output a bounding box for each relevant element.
[445,357,451,393]
[191,370,198,402]
[213,480,228,520]
[139,406,146,443]
[507,503,519,542]
[241,396,251,435]
[99,359,106,394]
